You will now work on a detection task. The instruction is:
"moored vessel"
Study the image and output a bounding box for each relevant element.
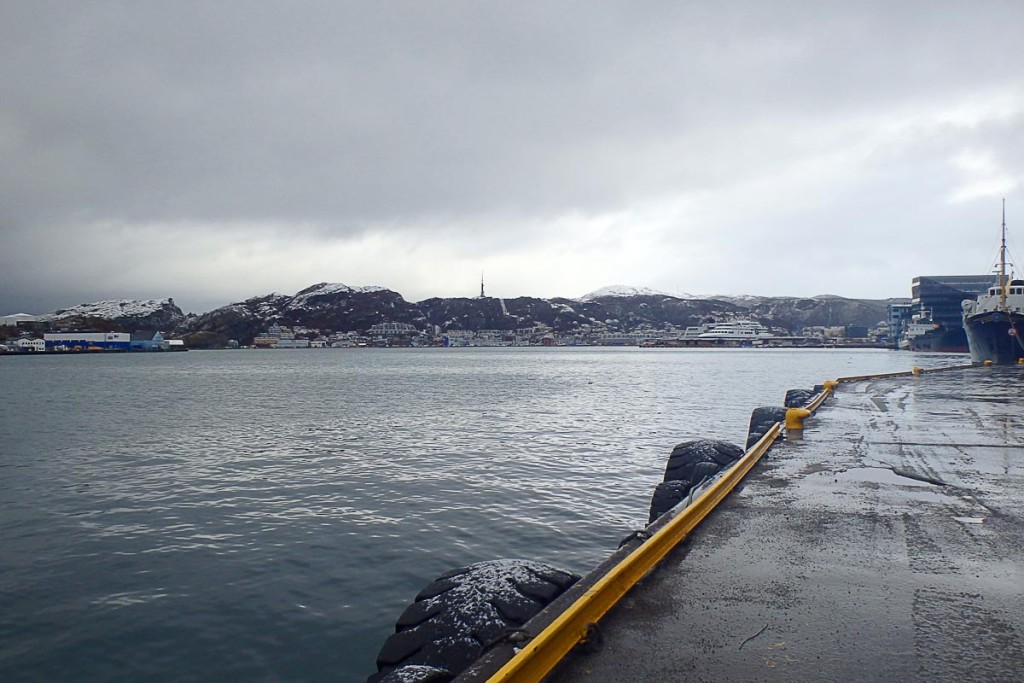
[696,320,773,345]
[899,311,969,352]
[962,201,1024,364]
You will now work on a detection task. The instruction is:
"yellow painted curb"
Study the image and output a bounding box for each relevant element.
[485,423,783,683]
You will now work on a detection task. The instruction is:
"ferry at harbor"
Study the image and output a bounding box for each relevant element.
[696,320,773,343]
[642,320,776,348]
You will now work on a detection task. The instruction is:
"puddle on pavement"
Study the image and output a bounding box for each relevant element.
[953,516,985,524]
[836,467,941,488]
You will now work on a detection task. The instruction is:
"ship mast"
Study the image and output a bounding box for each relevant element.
[1000,198,1008,310]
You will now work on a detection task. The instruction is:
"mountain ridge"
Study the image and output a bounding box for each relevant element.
[10,282,899,348]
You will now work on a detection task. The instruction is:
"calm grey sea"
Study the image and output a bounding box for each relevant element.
[0,347,965,682]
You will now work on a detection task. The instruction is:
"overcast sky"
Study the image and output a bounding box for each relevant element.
[3,1,1023,314]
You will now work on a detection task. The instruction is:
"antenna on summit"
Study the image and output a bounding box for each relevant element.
[480,271,485,298]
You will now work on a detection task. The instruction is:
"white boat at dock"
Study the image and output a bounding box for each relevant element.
[696,320,773,343]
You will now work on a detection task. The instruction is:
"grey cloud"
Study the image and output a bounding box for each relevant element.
[2,1,1024,313]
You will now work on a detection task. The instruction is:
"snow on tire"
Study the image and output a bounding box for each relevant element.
[368,560,579,683]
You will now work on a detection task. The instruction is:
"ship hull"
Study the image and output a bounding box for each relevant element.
[964,311,1024,364]
[906,327,969,353]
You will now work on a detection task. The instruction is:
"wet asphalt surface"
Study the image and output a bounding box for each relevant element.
[552,367,1024,682]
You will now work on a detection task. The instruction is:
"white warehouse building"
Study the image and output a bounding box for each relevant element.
[368,322,418,336]
[44,332,132,350]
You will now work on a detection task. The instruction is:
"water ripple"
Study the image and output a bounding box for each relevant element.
[0,347,964,682]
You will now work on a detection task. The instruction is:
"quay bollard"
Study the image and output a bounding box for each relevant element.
[785,407,812,431]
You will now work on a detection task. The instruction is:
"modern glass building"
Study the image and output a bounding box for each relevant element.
[907,275,998,351]
[911,275,997,326]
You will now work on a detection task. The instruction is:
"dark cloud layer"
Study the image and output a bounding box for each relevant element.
[2,2,1024,313]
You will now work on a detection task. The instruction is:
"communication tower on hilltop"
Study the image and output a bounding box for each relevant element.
[480,272,485,298]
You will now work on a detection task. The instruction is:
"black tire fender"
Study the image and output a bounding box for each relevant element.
[784,388,816,408]
[663,439,743,481]
[647,439,743,523]
[369,560,579,683]
[745,406,787,449]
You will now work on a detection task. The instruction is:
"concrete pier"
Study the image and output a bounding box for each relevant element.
[551,367,1024,682]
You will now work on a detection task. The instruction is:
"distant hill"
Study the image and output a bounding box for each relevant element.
[40,298,186,332]
[578,285,684,301]
[24,284,896,347]
[177,283,426,348]
[710,294,890,332]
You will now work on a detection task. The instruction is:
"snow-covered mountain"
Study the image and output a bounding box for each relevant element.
[287,282,389,310]
[178,283,425,347]
[579,285,681,301]
[41,298,186,330]
[18,283,893,348]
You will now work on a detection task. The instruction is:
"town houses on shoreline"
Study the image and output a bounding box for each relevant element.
[2,312,895,354]
[241,320,891,349]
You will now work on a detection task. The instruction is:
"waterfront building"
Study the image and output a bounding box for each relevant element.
[473,329,516,346]
[886,300,913,346]
[252,323,305,348]
[0,313,40,327]
[15,338,46,352]
[368,322,418,336]
[130,330,169,351]
[906,275,996,352]
[252,334,277,348]
[44,332,131,351]
[274,338,311,348]
[596,331,659,346]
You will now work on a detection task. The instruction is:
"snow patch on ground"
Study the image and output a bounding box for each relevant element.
[288,283,390,310]
[304,283,353,295]
[707,294,765,305]
[243,293,289,304]
[578,285,683,301]
[549,301,576,313]
[222,304,249,315]
[234,293,290,318]
[42,299,174,320]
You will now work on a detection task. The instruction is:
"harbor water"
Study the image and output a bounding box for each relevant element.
[0,347,966,682]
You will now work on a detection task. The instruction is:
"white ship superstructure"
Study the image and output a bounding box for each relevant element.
[696,320,773,341]
[897,311,939,351]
